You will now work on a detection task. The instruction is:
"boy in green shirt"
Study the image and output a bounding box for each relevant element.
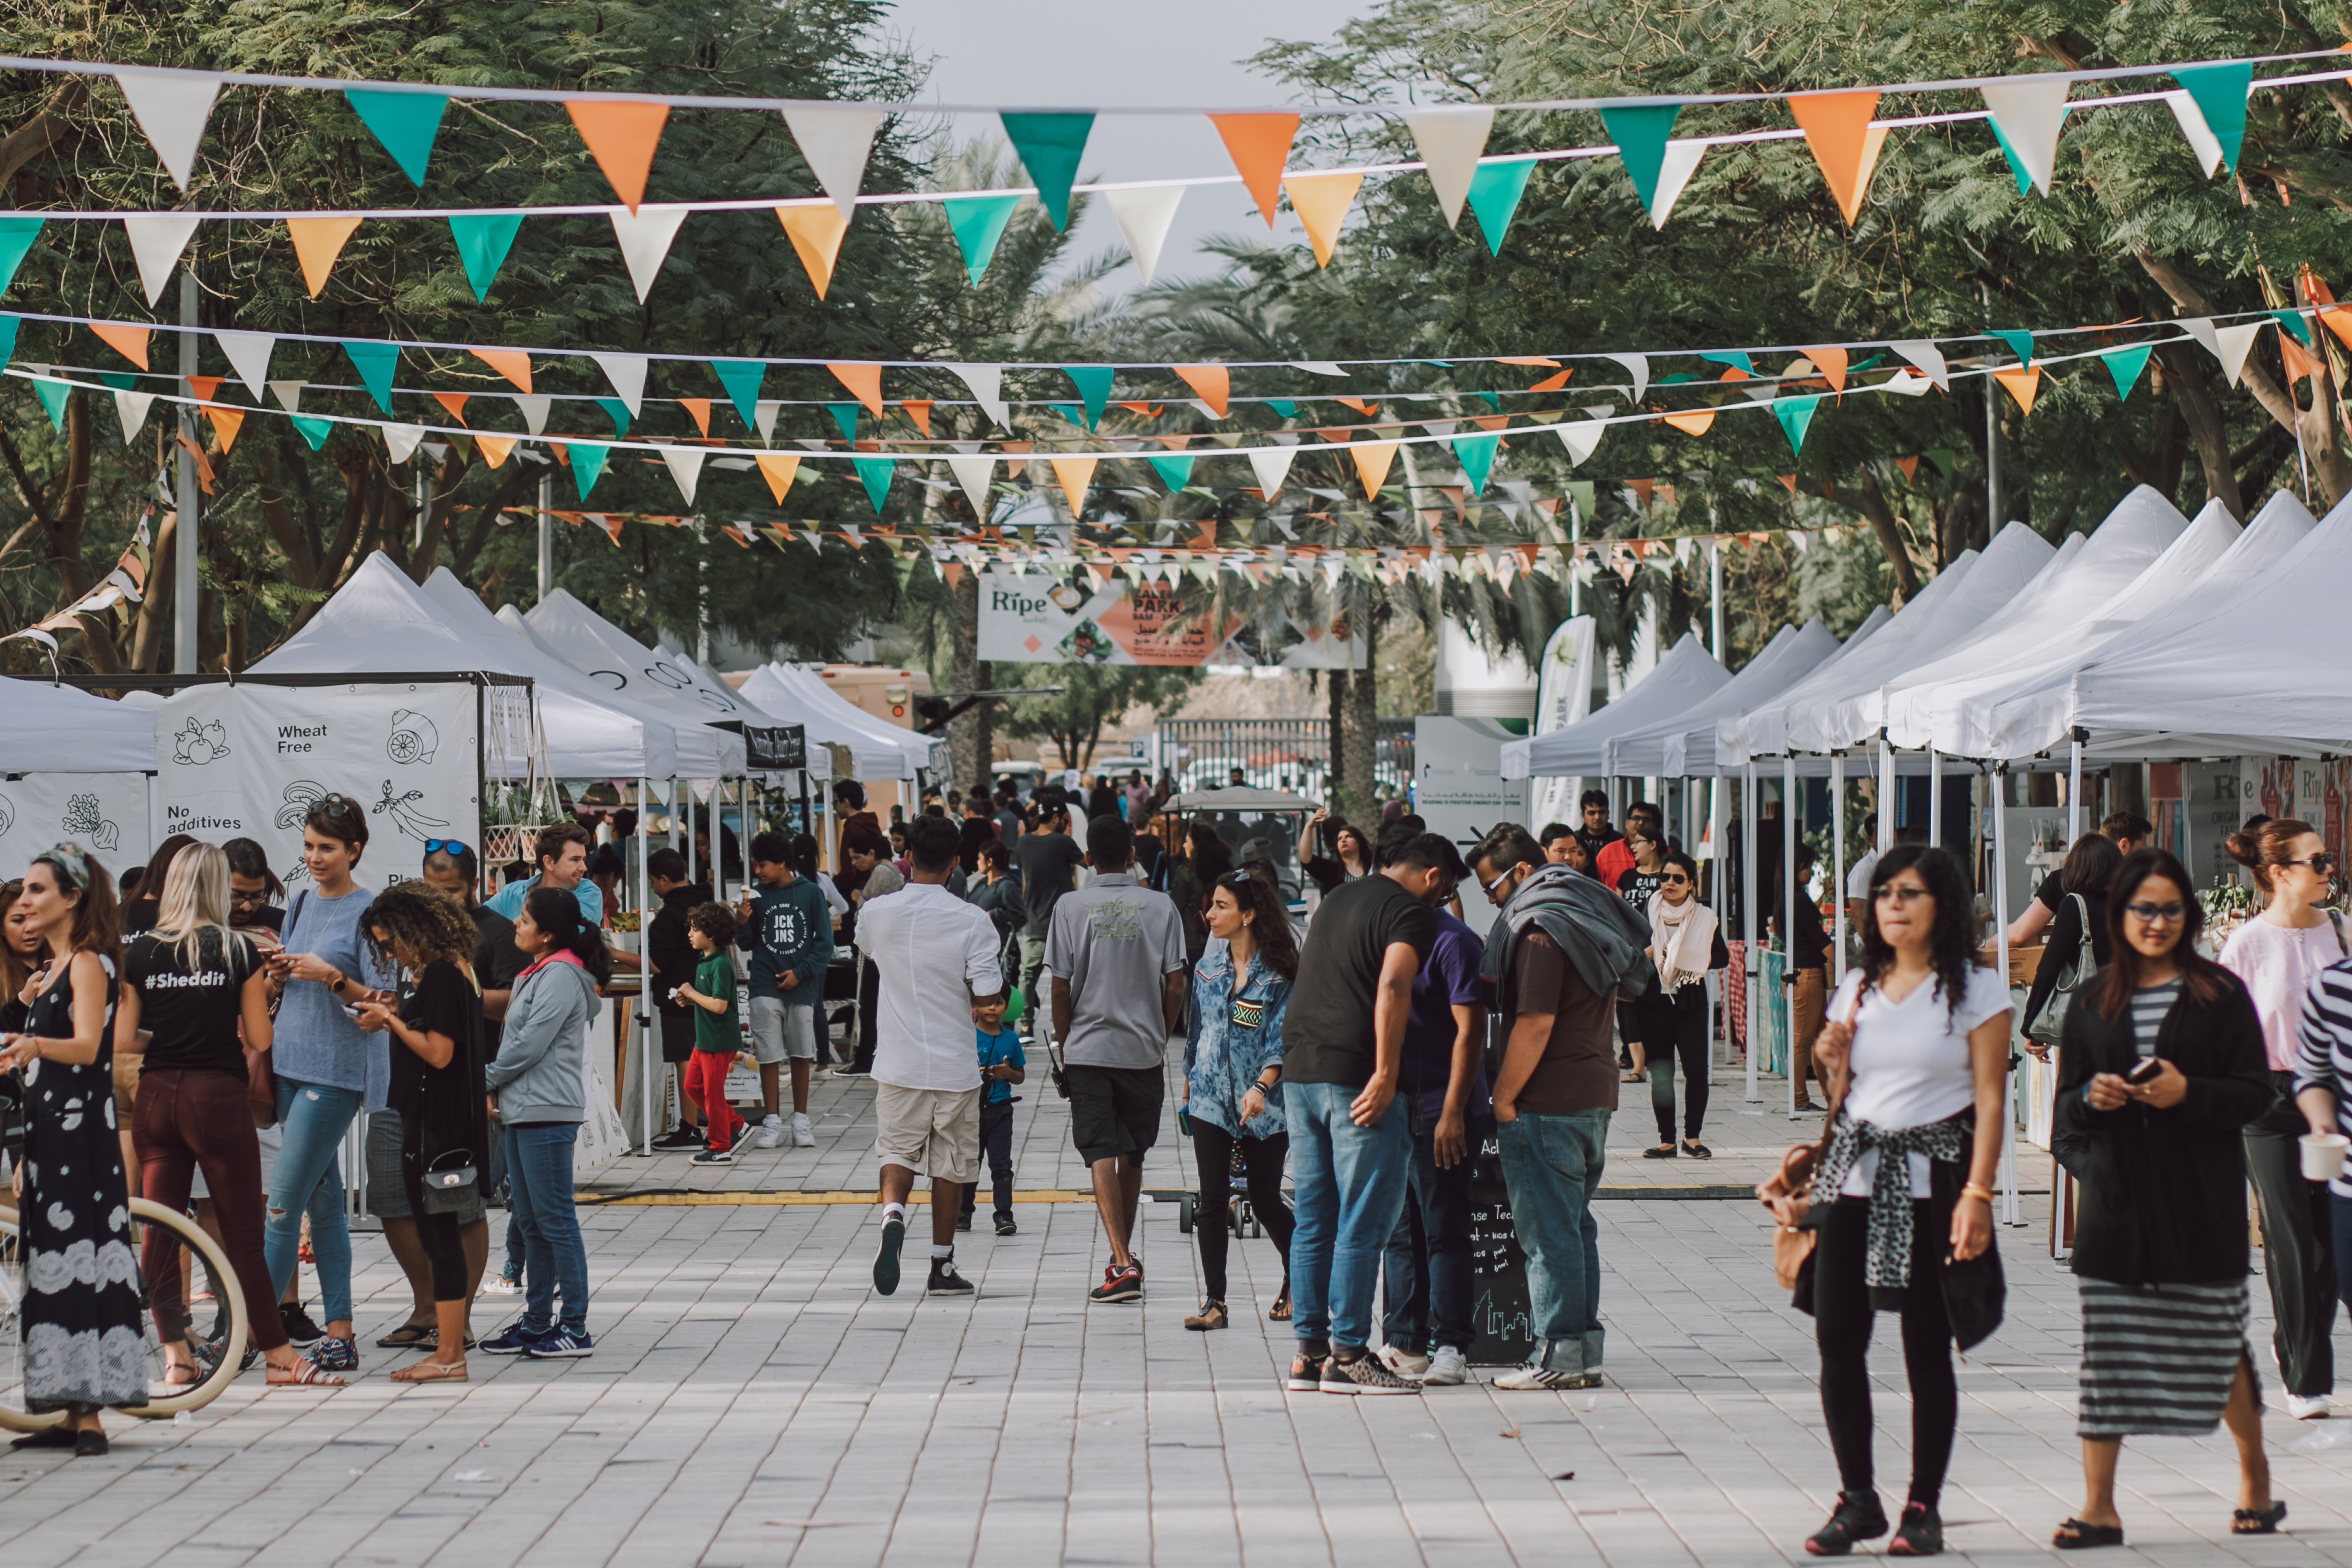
[675,902,744,1165]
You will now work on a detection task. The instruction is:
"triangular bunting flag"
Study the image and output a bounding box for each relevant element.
[115,69,219,191]
[2181,317,2267,385]
[570,441,610,498]
[29,378,66,433]
[658,445,705,505]
[1646,141,1706,229]
[567,99,668,211]
[711,359,765,430]
[123,214,200,307]
[1772,393,1821,457]
[1598,103,1680,212]
[1890,340,1949,391]
[286,215,361,299]
[1351,441,1398,497]
[1174,364,1229,418]
[678,398,710,437]
[777,204,849,299]
[1809,346,1850,393]
[343,340,398,415]
[291,414,331,450]
[1106,186,1184,285]
[947,363,1008,428]
[268,379,305,412]
[1980,77,2071,195]
[947,455,996,521]
[2270,307,2313,347]
[1146,454,1195,491]
[782,107,884,217]
[2101,343,2153,401]
[999,112,1093,229]
[1464,157,1537,255]
[1992,328,2034,367]
[1896,454,1920,483]
[447,211,524,303]
[829,362,883,417]
[1248,446,1296,500]
[943,194,1020,285]
[513,394,550,434]
[1282,171,1361,268]
[852,455,895,515]
[825,402,860,443]
[471,347,531,393]
[214,331,275,400]
[382,423,426,464]
[753,452,801,503]
[89,321,151,370]
[589,352,646,417]
[473,433,514,469]
[754,401,781,442]
[0,217,40,296]
[344,88,448,186]
[1606,353,1648,402]
[595,398,632,438]
[899,400,932,437]
[1787,91,1886,225]
[1208,113,1299,225]
[1063,366,1113,431]
[112,390,155,443]
[2162,90,2227,178]
[1553,411,1607,467]
[2171,62,2252,176]
[431,391,469,425]
[1991,363,2041,414]
[184,375,221,404]
[1401,106,1495,229]
[1661,407,1715,436]
[607,206,688,303]
[1451,431,1500,495]
[1049,456,1097,515]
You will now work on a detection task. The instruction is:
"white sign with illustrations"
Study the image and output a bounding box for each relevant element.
[148,683,480,891]
[0,773,155,881]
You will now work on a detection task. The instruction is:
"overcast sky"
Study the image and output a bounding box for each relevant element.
[881,0,1371,295]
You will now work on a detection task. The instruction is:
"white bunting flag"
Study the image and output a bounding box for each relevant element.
[754,400,781,442]
[268,379,306,412]
[115,69,221,191]
[1248,445,1297,500]
[2162,90,2226,178]
[512,394,551,435]
[1648,140,1707,229]
[606,206,691,303]
[1401,106,1495,229]
[781,107,885,218]
[1980,77,2072,195]
[2180,317,2267,386]
[213,331,276,401]
[947,455,997,523]
[1605,353,1648,403]
[1105,185,1186,285]
[589,352,648,416]
[382,424,426,464]
[659,445,706,505]
[1889,339,1950,392]
[1289,361,1350,377]
[123,215,201,307]
[947,363,1008,428]
[112,390,155,443]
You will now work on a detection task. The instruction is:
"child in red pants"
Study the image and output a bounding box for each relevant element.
[672,901,744,1165]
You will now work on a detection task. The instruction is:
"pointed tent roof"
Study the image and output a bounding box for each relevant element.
[1501,633,1731,779]
[1596,622,1803,778]
[253,551,680,778]
[1606,618,1843,779]
[523,589,775,725]
[0,677,157,773]
[738,663,936,780]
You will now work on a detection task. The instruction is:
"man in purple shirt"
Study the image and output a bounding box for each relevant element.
[1377,903,1491,1386]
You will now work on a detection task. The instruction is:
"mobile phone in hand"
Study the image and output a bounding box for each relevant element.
[2124,1055,2163,1084]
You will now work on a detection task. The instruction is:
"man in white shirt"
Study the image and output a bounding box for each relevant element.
[1843,812,1880,938]
[856,814,1005,1299]
[1047,816,1187,1305]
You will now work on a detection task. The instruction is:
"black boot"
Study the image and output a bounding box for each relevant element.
[1805,1491,1890,1557]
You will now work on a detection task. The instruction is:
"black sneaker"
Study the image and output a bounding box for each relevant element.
[955,1213,971,1232]
[279,1303,326,1348]
[1805,1491,1891,1557]
[832,1064,871,1078]
[1888,1502,1943,1557]
[689,1146,734,1166]
[994,1214,1018,1236]
[926,1258,975,1296]
[1285,1347,1328,1391]
[874,1213,905,1296]
[649,1125,705,1150]
[1088,1261,1143,1303]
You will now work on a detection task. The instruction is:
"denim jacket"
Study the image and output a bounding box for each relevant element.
[1183,938,1289,1140]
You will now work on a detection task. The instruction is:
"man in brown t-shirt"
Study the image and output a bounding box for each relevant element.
[1471,825,1617,1391]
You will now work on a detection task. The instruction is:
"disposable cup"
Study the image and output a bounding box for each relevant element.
[2300,1132,2350,1182]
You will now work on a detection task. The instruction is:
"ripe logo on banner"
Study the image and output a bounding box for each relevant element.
[977,569,1241,667]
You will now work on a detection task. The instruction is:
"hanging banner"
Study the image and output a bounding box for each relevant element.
[742,724,807,771]
[1526,614,1597,833]
[0,772,155,881]
[144,681,480,892]
[977,569,1240,668]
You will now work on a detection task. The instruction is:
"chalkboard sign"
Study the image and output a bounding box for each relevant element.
[1467,1131,1535,1366]
[743,724,806,771]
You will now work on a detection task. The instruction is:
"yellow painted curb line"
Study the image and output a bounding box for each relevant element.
[581,1189,1097,1206]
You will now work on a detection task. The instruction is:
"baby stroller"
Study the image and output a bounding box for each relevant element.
[1177,1138,1262,1240]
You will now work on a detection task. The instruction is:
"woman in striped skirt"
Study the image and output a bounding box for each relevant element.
[2052,848,2280,1547]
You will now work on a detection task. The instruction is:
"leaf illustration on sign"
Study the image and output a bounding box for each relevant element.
[172,715,230,765]
[387,708,440,764]
[61,793,117,852]
[374,779,449,840]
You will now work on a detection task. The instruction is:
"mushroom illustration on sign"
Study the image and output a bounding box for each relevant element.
[60,792,118,852]
[0,794,13,838]
[171,715,230,765]
[387,709,440,765]
[374,779,449,841]
[275,779,326,830]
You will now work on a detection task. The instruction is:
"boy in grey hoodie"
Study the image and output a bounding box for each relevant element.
[738,830,836,1148]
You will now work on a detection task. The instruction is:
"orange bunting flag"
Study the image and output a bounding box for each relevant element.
[474,434,515,469]
[1113,401,1162,417]
[1281,171,1362,268]
[1662,407,1715,436]
[679,398,712,437]
[472,348,533,394]
[566,100,669,212]
[777,204,850,299]
[2320,304,2352,354]
[2280,332,2324,383]
[1777,473,1798,494]
[90,322,152,370]
[899,400,932,437]
[1787,92,1887,226]
[1049,456,1097,516]
[1175,364,1230,417]
[1335,397,1379,416]
[286,215,362,299]
[201,405,244,453]
[1208,113,1299,226]
[431,391,469,425]
[942,560,965,590]
[1629,478,1656,511]
[754,453,801,502]
[1351,441,1397,497]
[1528,368,1574,392]
[1896,454,1920,484]
[184,376,221,403]
[1314,428,1355,444]
[828,361,883,417]
[1991,363,2041,415]
[1809,346,1850,393]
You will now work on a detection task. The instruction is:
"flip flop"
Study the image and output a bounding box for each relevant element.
[376,1322,435,1349]
[2052,1519,2124,1550]
[2233,1502,2287,1535]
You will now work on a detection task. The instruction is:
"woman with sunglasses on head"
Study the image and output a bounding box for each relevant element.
[2051,848,2279,1546]
[1635,851,1727,1159]
[260,794,396,1375]
[0,845,143,1455]
[2214,818,2343,1422]
[1765,845,2009,1557]
[1180,869,1299,1330]
[1612,822,1670,1083]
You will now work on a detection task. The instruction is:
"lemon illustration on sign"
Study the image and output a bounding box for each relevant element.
[387,709,439,765]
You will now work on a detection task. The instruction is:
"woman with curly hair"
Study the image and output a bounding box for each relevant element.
[354,883,488,1385]
[1763,844,2010,1557]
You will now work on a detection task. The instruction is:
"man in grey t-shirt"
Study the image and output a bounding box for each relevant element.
[1046,815,1187,1304]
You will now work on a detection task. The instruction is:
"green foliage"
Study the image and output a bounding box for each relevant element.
[995,659,1196,774]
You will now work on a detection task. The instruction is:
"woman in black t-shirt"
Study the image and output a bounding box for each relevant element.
[1614,827,1669,1081]
[355,884,487,1385]
[116,844,338,1386]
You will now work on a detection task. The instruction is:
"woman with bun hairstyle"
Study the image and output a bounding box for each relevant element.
[2217,817,2343,1420]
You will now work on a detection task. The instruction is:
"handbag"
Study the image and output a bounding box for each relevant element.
[2026,893,2092,1045]
[1763,991,1860,1300]
[418,1147,480,1215]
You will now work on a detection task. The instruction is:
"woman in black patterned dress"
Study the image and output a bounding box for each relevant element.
[2,844,143,1457]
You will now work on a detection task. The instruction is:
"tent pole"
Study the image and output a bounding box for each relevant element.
[1929,748,1943,848]
[1832,752,1847,985]
[1993,764,2018,1224]
[637,777,654,1155]
[1783,753,1798,1118]
[1877,736,1896,850]
[2068,731,2084,844]
[1743,760,1759,1104]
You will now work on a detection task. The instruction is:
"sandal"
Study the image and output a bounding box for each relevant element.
[1682,1140,1712,1159]
[266,1358,347,1388]
[1269,1289,1291,1322]
[376,1322,436,1349]
[2232,1502,2287,1535]
[2052,1519,2124,1550]
[1621,1071,1644,1083]
[389,1358,469,1385]
[162,1362,204,1388]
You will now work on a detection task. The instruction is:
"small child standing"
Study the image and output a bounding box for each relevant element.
[673,903,743,1167]
[962,995,1026,1236]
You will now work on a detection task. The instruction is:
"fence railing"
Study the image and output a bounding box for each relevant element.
[1155,718,1414,798]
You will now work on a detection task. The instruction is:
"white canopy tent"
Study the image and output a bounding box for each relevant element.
[1500,633,1730,779]
[739,663,936,781]
[0,677,158,773]
[523,589,775,727]
[255,551,681,778]
[1605,619,1842,779]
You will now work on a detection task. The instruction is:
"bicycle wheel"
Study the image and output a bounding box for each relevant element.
[0,1197,248,1430]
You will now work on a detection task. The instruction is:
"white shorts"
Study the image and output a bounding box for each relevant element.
[872,1083,982,1185]
[747,996,818,1064]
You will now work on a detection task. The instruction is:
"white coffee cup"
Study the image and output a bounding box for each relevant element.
[2300,1132,2350,1182]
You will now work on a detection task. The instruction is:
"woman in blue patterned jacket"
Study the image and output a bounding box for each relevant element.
[1181,870,1297,1331]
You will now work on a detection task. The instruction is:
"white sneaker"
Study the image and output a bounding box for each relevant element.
[1492,1362,1603,1391]
[754,1116,783,1150]
[1421,1345,1470,1386]
[2286,1391,2333,1420]
[1378,1346,1431,1379]
[791,1112,815,1148]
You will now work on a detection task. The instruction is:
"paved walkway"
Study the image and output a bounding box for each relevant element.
[0,1064,2338,1568]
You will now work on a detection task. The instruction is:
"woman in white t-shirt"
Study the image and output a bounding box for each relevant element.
[1762,844,2009,1558]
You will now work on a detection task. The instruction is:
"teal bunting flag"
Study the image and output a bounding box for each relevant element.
[594,398,630,438]
[710,359,765,430]
[0,218,40,297]
[570,441,610,499]
[853,456,894,515]
[1061,366,1113,431]
[1464,157,1537,255]
[30,377,66,432]
[1451,432,1500,496]
[999,112,1094,229]
[2271,309,2313,347]
[97,371,136,392]
[1265,398,1299,418]
[447,211,524,302]
[2100,344,2154,401]
[344,88,448,187]
[825,402,860,443]
[1146,454,1195,491]
[0,315,19,365]
[1772,393,1822,458]
[1473,390,1500,411]
[1598,103,1680,212]
[1992,329,2034,367]
[291,415,332,450]
[1699,350,1757,376]
[342,341,398,414]
[1985,113,2036,197]
[943,194,1020,285]
[2173,61,2252,175]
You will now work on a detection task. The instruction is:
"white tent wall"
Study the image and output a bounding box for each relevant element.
[1499,633,1730,779]
[0,677,160,773]
[0,771,153,872]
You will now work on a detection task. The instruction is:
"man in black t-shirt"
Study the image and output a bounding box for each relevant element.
[1572,790,1621,867]
[1281,832,1464,1396]
[416,842,522,1301]
[1014,801,1084,1040]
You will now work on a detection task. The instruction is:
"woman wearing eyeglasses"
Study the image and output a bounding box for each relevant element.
[2051,848,2279,1547]
[1634,851,1726,1159]
[2216,817,2343,1422]
[1613,824,1669,1083]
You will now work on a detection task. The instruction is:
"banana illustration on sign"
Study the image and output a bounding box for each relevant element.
[387,709,440,765]
[374,778,448,840]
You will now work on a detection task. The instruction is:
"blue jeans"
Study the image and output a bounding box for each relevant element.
[264,1079,364,1326]
[1286,1080,1413,1350]
[506,1123,589,1336]
[1382,1114,1491,1355]
[1495,1108,1610,1375]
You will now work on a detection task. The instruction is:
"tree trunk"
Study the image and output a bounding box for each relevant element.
[1326,668,1348,800]
[2155,344,2245,519]
[1825,468,1922,600]
[948,566,985,789]
[1340,598,1380,817]
[129,508,176,672]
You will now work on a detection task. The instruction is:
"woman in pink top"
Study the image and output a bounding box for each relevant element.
[2217,816,2342,1420]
